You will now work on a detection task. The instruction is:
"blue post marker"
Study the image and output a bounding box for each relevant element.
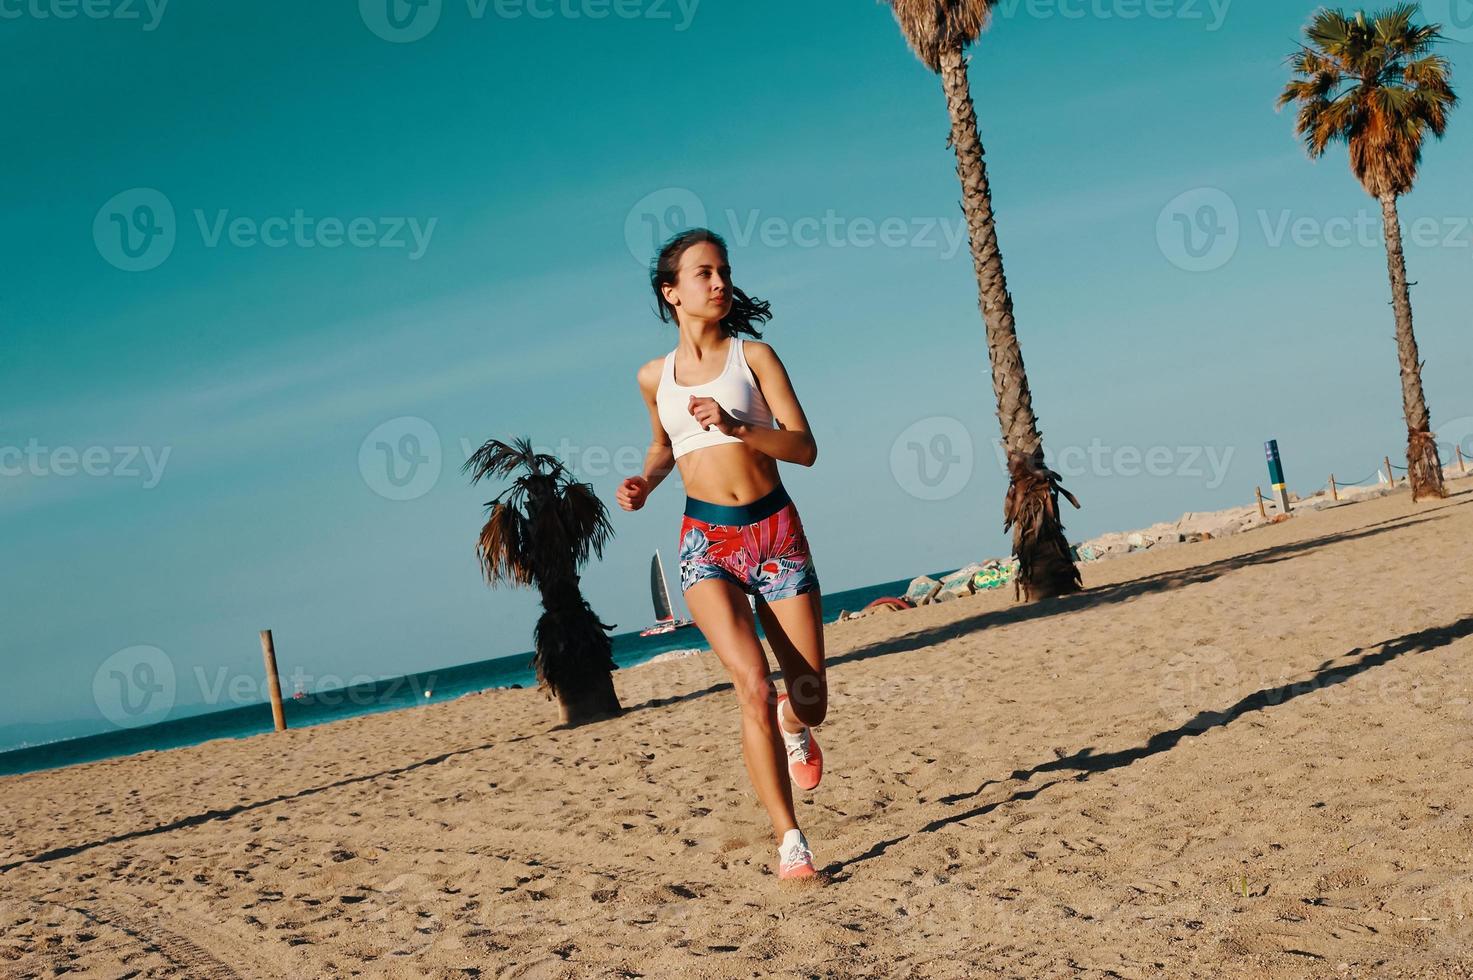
[1265,440,1290,514]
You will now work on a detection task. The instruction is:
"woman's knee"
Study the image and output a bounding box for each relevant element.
[732,673,777,722]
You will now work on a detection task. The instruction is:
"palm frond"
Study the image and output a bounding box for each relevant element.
[475,502,534,587]
[559,481,615,566]
[881,0,995,72]
[1280,4,1457,196]
[463,437,529,484]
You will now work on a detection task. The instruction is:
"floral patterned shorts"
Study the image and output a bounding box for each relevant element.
[678,483,821,603]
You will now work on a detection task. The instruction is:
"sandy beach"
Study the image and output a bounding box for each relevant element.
[4,481,1473,978]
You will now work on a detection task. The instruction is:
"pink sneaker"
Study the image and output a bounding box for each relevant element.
[777,829,816,880]
[777,693,823,791]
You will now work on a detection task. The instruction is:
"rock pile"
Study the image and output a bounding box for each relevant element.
[835,469,1468,622]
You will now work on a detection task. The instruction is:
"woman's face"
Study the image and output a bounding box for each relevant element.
[664,241,733,322]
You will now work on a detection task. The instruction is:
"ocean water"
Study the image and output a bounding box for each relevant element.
[0,572,947,778]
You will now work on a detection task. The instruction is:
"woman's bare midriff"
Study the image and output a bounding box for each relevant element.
[675,441,781,505]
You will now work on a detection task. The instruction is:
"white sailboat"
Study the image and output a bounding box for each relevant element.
[639,549,696,637]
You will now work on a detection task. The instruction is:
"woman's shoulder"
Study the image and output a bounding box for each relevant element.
[739,338,777,365]
[637,354,668,393]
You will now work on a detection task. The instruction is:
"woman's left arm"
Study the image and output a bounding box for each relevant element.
[733,341,817,467]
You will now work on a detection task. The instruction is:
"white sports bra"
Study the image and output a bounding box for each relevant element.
[656,336,775,460]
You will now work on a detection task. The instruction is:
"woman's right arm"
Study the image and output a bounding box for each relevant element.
[636,360,675,492]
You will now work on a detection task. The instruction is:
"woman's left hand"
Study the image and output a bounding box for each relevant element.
[688,395,742,436]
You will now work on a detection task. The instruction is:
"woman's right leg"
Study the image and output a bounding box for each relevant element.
[682,576,799,840]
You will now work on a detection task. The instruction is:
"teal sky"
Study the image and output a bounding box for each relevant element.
[4,1,1472,747]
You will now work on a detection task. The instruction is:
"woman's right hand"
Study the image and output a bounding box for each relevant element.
[617,476,651,511]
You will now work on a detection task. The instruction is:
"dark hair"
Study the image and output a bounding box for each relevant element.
[650,228,771,339]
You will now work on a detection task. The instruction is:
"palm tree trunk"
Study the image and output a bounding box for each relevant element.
[534,578,623,727]
[552,669,622,727]
[1378,192,1446,501]
[937,45,1081,599]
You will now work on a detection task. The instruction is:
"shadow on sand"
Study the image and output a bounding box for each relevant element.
[0,734,535,874]
[824,613,1473,879]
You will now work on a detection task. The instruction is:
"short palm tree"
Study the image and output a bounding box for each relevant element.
[1279,4,1457,501]
[880,0,1081,599]
[464,437,622,725]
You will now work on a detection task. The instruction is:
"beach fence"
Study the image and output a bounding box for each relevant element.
[1258,445,1471,516]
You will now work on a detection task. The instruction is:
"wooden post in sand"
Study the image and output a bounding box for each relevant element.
[1329,474,1338,502]
[260,629,288,732]
[1255,486,1267,519]
[1384,456,1395,486]
[1458,446,1467,475]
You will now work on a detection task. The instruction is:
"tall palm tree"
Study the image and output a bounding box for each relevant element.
[880,1,1081,601]
[464,437,622,725]
[1279,4,1457,501]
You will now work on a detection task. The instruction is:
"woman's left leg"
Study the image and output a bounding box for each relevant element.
[755,590,827,728]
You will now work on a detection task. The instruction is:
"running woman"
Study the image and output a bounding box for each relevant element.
[616,228,828,881]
